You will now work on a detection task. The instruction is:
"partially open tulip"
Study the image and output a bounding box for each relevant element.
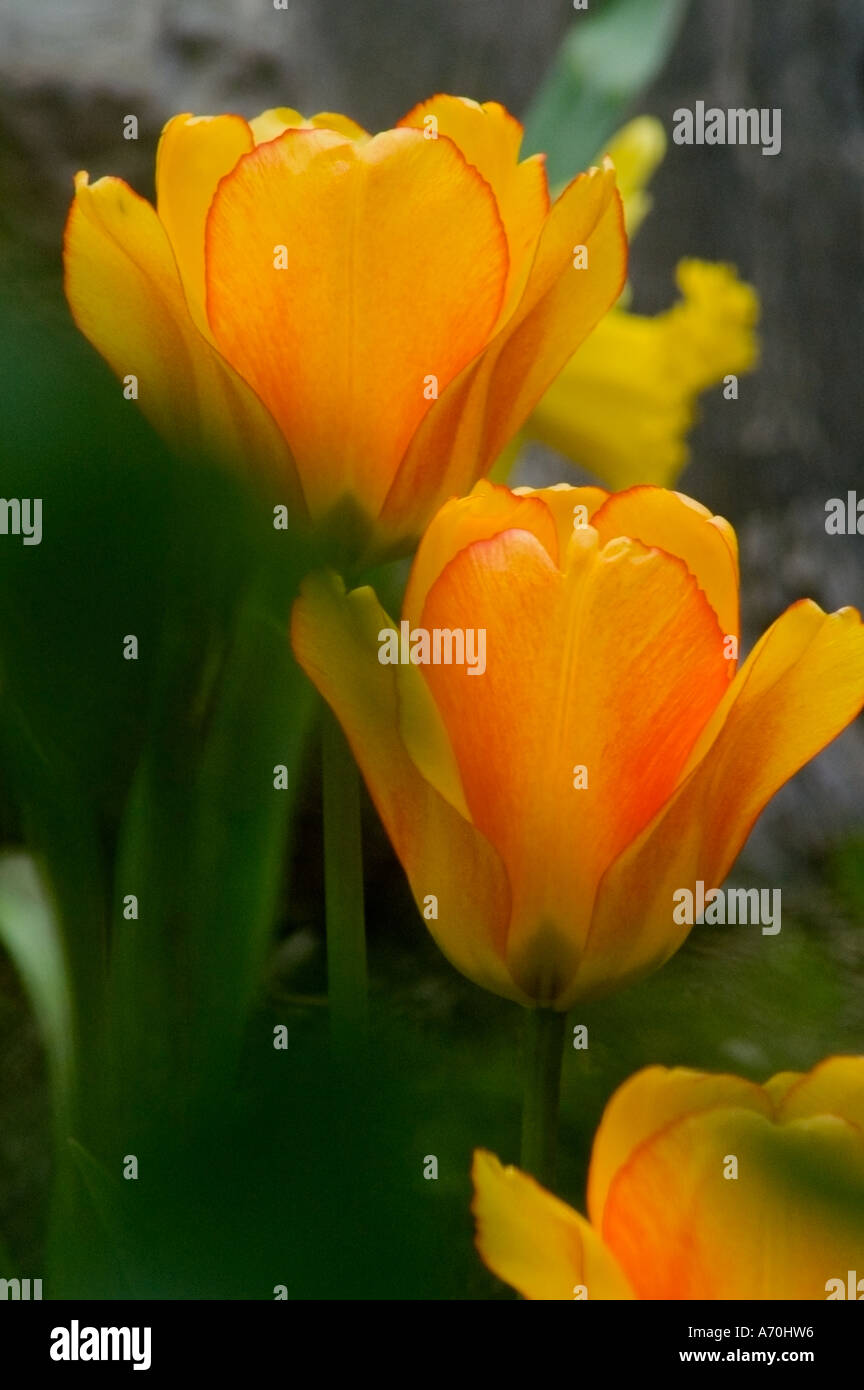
[63,96,626,561]
[522,117,760,489]
[473,1056,864,1299]
[292,481,864,1008]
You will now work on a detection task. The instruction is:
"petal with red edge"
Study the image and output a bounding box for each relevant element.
[398,95,549,319]
[207,127,509,522]
[403,480,560,631]
[587,1065,771,1228]
[64,173,301,506]
[378,161,627,554]
[418,527,728,1004]
[591,486,739,648]
[577,601,864,1006]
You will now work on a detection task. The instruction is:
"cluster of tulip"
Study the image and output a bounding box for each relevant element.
[64,95,864,1299]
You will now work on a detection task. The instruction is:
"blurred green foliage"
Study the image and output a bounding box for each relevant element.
[0,282,321,1293]
[523,0,689,181]
[826,836,864,923]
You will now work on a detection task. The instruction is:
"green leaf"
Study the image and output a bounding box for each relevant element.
[826,835,864,920]
[57,1137,136,1297]
[66,1138,128,1237]
[0,1229,16,1270]
[522,0,690,183]
[0,853,71,1099]
[104,555,316,1128]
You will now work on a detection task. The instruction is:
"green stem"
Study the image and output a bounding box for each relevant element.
[520,1007,567,1187]
[322,704,368,1057]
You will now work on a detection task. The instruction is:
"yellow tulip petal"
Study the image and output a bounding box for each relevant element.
[587,1065,771,1229]
[395,657,471,822]
[155,112,254,338]
[763,1070,805,1110]
[512,482,609,566]
[398,95,549,319]
[249,106,307,144]
[419,527,728,1003]
[378,160,627,553]
[64,172,301,505]
[403,479,560,631]
[290,571,525,1003]
[778,1055,864,1131]
[591,486,739,644]
[578,601,864,1004]
[472,1150,634,1300]
[526,259,760,491]
[249,107,370,145]
[207,126,509,521]
[308,112,370,141]
[601,1104,864,1298]
[678,597,828,781]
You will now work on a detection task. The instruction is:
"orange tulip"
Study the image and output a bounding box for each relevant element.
[63,96,626,561]
[291,481,864,1007]
[473,1056,864,1299]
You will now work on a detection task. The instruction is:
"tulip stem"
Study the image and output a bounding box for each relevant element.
[322,704,368,1058]
[520,1008,567,1188]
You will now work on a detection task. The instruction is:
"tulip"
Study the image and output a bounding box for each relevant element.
[521,118,760,489]
[473,1056,864,1299]
[291,480,864,1010]
[63,95,627,562]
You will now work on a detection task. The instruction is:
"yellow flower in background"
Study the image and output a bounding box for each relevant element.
[528,260,760,489]
[522,117,760,490]
[63,95,627,562]
[473,1057,864,1300]
[595,115,667,238]
[292,480,864,1009]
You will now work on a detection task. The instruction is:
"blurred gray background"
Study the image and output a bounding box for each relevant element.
[1,0,862,870]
